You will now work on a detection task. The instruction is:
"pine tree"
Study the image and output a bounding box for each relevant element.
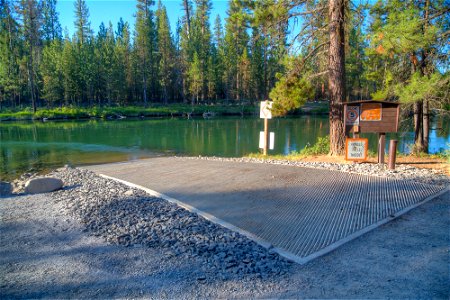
[93,22,107,104]
[345,4,368,100]
[192,0,212,101]
[252,0,347,155]
[41,0,62,43]
[223,0,250,102]
[212,14,224,100]
[250,27,265,101]
[179,0,195,102]
[238,47,251,100]
[73,0,94,105]
[61,34,77,105]
[18,0,42,112]
[0,0,22,108]
[101,22,116,105]
[114,18,132,105]
[74,0,91,45]
[189,52,202,104]
[328,0,347,155]
[365,0,449,153]
[156,1,175,104]
[41,39,64,106]
[134,0,156,106]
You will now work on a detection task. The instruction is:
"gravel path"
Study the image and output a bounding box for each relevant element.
[1,162,448,298]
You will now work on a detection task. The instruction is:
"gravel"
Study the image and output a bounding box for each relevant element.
[188,156,449,186]
[49,167,293,281]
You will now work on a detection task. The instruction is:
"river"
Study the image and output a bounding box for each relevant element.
[1,115,448,180]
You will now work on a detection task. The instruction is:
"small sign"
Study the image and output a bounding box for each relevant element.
[260,101,273,119]
[345,138,368,161]
[259,131,275,150]
[360,103,382,121]
[346,106,360,125]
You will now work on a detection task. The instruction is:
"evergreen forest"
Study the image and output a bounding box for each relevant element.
[0,0,449,154]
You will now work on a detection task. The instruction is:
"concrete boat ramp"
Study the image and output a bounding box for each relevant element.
[86,157,447,264]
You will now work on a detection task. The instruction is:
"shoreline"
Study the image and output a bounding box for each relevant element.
[0,103,329,122]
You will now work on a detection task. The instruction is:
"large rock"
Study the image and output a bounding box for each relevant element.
[25,177,63,194]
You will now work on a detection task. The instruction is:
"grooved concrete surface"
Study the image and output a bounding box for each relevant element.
[86,157,445,261]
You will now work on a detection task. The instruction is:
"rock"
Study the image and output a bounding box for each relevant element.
[24,177,63,194]
[124,190,134,196]
[0,181,12,197]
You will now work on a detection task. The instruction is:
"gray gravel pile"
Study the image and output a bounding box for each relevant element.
[49,167,292,281]
[191,156,449,186]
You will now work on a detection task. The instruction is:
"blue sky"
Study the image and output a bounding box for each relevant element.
[57,0,229,37]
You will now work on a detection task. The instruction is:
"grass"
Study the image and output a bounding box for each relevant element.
[248,135,331,160]
[0,104,258,121]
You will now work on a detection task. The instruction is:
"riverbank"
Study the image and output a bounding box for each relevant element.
[1,164,448,298]
[0,102,330,121]
[0,104,255,121]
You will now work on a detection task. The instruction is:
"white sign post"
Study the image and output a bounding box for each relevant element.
[260,101,273,155]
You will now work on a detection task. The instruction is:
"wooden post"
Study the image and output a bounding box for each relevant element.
[263,117,269,155]
[378,133,386,165]
[388,140,398,170]
[352,125,360,139]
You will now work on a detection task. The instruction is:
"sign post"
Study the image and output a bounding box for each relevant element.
[264,117,269,155]
[260,101,273,155]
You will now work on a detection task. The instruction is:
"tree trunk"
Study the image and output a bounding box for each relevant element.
[28,49,37,113]
[163,86,168,105]
[183,0,191,39]
[420,0,430,153]
[328,0,346,155]
[413,101,424,153]
[143,75,148,107]
[422,99,429,153]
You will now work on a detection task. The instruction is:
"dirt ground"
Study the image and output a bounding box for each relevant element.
[299,154,449,175]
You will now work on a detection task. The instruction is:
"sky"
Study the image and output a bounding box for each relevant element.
[56,0,229,37]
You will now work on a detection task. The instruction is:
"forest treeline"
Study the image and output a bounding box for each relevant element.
[1,0,449,153]
[1,0,288,109]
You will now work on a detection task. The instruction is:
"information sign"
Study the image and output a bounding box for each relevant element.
[345,106,360,125]
[360,103,382,121]
[260,101,273,119]
[345,138,368,161]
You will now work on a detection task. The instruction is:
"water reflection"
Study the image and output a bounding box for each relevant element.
[0,115,448,180]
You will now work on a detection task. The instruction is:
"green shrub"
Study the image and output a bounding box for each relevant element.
[299,135,330,155]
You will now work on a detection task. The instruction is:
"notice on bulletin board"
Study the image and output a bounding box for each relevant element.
[345,138,368,161]
[360,103,382,121]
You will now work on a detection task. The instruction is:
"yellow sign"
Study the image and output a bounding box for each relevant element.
[345,138,368,161]
[360,103,382,121]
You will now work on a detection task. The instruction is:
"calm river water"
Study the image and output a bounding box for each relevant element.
[1,116,449,180]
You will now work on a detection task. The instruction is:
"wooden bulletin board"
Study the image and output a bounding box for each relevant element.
[344,101,399,134]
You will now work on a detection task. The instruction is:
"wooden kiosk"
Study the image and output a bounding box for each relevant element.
[343,100,400,164]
